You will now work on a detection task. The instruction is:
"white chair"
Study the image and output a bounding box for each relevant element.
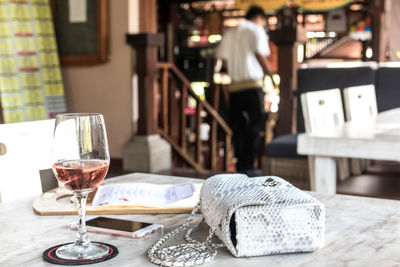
[344,84,377,123]
[301,88,345,133]
[301,89,350,183]
[344,84,378,174]
[0,119,56,203]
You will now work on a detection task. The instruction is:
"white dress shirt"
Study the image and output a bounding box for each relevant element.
[217,20,270,83]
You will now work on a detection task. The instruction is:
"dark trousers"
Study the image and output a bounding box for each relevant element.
[229,88,265,172]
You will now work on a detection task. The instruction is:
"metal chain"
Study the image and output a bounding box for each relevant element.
[148,201,225,266]
[184,221,225,249]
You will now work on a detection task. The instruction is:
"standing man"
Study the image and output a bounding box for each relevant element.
[217,6,273,176]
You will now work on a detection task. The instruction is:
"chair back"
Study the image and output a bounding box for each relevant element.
[0,119,55,203]
[296,63,377,132]
[344,84,377,123]
[375,62,400,112]
[301,88,345,133]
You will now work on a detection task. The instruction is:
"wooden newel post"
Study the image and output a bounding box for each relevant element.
[126,33,165,135]
[370,0,386,62]
[270,8,298,137]
[123,33,171,173]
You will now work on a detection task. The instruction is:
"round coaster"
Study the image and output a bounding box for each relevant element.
[43,242,118,265]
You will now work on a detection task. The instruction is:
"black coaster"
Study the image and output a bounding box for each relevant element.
[43,242,118,265]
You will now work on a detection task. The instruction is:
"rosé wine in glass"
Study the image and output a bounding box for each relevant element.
[53,160,109,191]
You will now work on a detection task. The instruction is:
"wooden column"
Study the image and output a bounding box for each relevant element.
[139,0,157,33]
[126,33,165,135]
[275,44,296,136]
[371,0,387,62]
[271,8,298,136]
[123,2,171,173]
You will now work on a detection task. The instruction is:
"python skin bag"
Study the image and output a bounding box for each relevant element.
[148,174,325,266]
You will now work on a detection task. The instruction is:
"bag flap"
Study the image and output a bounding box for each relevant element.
[200,174,272,227]
[200,174,324,227]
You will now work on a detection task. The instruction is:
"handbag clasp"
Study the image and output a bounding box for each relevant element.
[263,177,278,187]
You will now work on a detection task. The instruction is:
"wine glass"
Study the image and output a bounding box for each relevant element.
[52,113,111,260]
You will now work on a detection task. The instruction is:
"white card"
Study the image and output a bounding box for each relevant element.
[91,182,195,207]
[69,0,87,23]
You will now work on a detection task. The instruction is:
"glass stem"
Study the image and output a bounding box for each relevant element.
[74,192,91,248]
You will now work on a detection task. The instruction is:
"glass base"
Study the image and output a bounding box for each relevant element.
[56,242,109,260]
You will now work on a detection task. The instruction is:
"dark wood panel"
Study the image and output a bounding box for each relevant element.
[50,0,110,66]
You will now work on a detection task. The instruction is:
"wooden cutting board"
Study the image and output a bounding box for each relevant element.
[33,173,203,215]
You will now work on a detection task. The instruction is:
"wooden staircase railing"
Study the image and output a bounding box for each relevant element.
[156,62,232,173]
[303,36,338,60]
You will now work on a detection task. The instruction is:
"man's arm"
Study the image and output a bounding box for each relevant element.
[255,52,276,88]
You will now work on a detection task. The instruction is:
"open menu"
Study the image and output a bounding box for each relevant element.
[90,182,202,209]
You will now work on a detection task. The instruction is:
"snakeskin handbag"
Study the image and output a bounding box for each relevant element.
[148,174,325,266]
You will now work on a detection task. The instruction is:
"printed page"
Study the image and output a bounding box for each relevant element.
[90,182,201,209]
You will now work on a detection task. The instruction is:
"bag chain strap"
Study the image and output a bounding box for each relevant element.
[148,201,225,266]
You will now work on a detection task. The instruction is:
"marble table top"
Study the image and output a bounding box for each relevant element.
[298,108,400,160]
[1,172,400,267]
